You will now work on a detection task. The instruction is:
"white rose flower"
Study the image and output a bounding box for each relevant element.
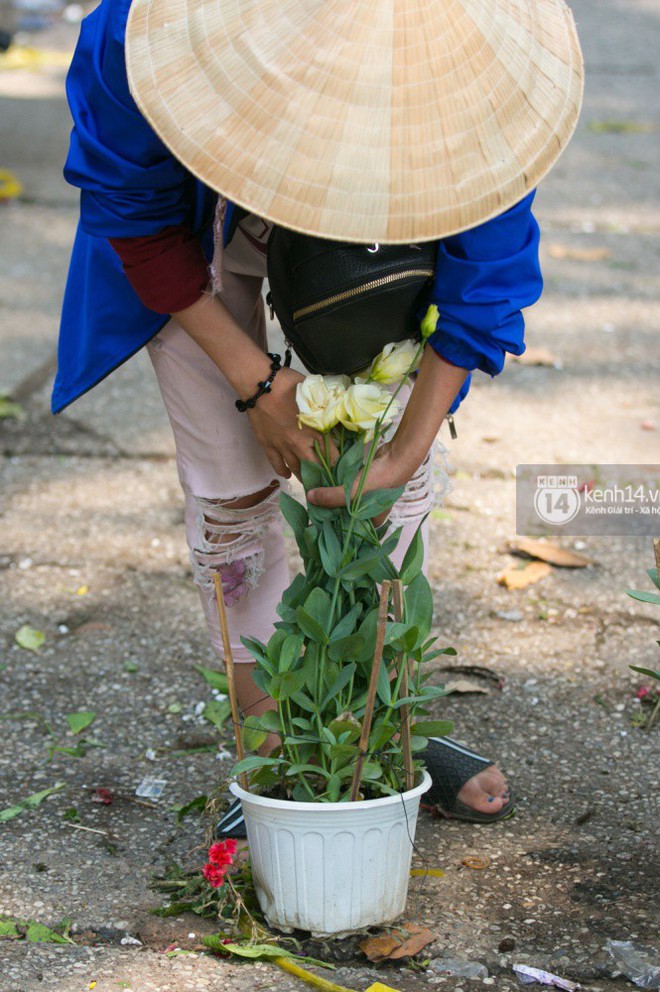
[296,375,350,432]
[339,383,398,441]
[367,339,420,385]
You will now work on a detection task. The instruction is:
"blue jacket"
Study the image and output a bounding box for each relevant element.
[53,0,543,415]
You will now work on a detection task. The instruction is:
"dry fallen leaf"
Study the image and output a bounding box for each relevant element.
[360,923,435,962]
[506,538,593,568]
[512,347,558,367]
[547,244,611,261]
[462,856,491,870]
[444,678,490,695]
[497,561,552,590]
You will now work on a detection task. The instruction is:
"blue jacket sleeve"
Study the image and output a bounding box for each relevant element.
[63,0,196,238]
[425,192,543,376]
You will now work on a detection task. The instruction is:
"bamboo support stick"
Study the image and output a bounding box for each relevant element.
[392,579,414,792]
[213,572,249,792]
[653,538,660,575]
[350,580,391,802]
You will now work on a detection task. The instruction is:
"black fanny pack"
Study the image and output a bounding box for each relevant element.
[266,227,437,377]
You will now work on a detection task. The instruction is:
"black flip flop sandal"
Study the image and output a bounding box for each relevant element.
[420,737,515,823]
[215,797,247,839]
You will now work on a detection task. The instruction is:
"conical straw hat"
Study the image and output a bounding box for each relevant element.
[126,0,583,243]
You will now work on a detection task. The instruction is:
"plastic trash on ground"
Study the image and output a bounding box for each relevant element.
[605,940,660,989]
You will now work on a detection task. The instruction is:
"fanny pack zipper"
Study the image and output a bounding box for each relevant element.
[292,268,435,321]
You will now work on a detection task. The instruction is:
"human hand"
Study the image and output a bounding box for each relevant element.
[306,440,409,523]
[248,367,338,479]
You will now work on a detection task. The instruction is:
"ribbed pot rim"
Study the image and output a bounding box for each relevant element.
[229,768,431,812]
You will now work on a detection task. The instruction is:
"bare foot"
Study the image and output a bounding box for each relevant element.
[456,763,510,815]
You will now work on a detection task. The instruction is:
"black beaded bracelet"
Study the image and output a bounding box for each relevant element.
[235,348,292,412]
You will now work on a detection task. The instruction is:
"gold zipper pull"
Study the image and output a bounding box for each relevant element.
[446,413,458,439]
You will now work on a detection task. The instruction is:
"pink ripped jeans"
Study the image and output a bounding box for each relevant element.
[147,268,445,665]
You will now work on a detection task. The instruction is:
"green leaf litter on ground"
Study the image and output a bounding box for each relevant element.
[174,794,207,822]
[0,395,23,419]
[15,625,45,652]
[588,119,656,133]
[194,665,229,693]
[202,936,334,969]
[65,711,96,735]
[0,917,73,944]
[0,783,65,823]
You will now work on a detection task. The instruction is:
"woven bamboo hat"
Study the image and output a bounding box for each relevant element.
[126,0,583,243]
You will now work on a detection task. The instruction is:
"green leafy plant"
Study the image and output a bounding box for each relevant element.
[233,317,455,802]
[627,542,660,730]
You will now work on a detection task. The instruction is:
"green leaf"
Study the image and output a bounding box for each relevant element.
[392,686,449,708]
[174,794,207,822]
[25,922,72,944]
[0,920,20,937]
[300,459,324,493]
[405,573,434,642]
[202,698,231,732]
[252,709,284,733]
[232,755,282,775]
[279,491,309,541]
[0,396,23,419]
[384,621,420,652]
[329,603,363,643]
[204,938,332,970]
[626,589,660,606]
[411,720,454,737]
[0,783,65,823]
[194,665,229,693]
[352,487,405,520]
[376,659,392,705]
[320,663,356,709]
[328,718,361,744]
[295,607,328,644]
[278,633,305,673]
[285,764,331,779]
[629,665,660,681]
[291,690,317,713]
[270,668,308,701]
[339,550,385,581]
[335,442,364,490]
[399,522,425,585]
[15,625,45,653]
[647,567,660,591]
[65,711,96,736]
[327,633,365,663]
[242,715,269,752]
[318,521,343,577]
[304,587,332,626]
[369,720,396,751]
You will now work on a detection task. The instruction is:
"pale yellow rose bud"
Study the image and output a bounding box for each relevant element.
[367,339,419,385]
[338,383,398,442]
[296,375,350,432]
[420,303,439,340]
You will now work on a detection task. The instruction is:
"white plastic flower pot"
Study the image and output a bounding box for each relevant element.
[229,770,431,934]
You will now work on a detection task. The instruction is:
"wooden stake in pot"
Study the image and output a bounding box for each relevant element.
[213,572,249,792]
[350,580,391,802]
[392,579,415,792]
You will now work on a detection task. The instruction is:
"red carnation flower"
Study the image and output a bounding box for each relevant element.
[203,862,227,888]
[208,842,234,867]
